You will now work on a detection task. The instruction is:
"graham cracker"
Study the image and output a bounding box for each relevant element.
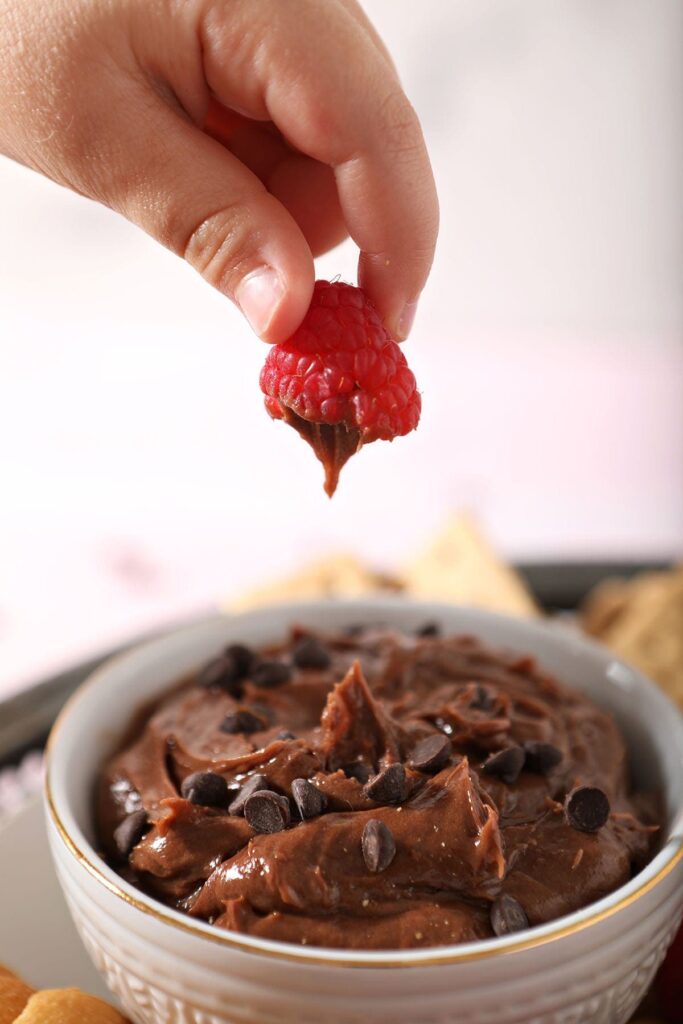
[229,553,403,610]
[582,567,683,707]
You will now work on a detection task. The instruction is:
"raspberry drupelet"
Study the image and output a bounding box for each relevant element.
[259,281,421,496]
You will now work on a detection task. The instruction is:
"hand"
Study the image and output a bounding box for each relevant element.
[0,0,438,342]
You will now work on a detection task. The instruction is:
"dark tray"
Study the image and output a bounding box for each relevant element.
[516,560,668,611]
[0,561,668,768]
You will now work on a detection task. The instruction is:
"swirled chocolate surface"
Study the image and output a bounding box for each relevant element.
[96,626,658,950]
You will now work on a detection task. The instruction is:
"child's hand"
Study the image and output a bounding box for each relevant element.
[0,0,438,342]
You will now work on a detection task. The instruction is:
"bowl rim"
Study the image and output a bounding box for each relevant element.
[45,598,683,969]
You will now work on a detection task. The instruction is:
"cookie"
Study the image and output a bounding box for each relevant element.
[0,968,34,1024]
[14,988,130,1023]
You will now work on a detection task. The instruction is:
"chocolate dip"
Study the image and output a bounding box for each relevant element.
[278,407,362,497]
[97,626,658,950]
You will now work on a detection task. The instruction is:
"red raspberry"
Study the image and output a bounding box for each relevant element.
[259,281,421,495]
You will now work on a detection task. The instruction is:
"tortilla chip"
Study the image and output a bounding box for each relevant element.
[403,514,538,616]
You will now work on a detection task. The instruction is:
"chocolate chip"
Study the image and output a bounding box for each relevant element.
[225,643,256,676]
[251,660,292,689]
[343,761,372,785]
[470,684,495,711]
[565,786,610,833]
[197,644,257,695]
[409,734,452,773]
[180,771,229,808]
[416,621,440,637]
[482,746,525,785]
[523,741,563,775]
[363,763,406,805]
[244,790,291,833]
[228,773,267,816]
[291,778,327,820]
[276,730,296,741]
[490,894,529,937]
[344,623,364,636]
[361,819,396,873]
[113,809,150,859]
[292,637,332,670]
[345,621,387,636]
[197,654,242,695]
[220,709,264,735]
[510,655,536,674]
[248,701,275,724]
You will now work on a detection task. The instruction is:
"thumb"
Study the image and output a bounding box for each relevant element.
[103,93,314,342]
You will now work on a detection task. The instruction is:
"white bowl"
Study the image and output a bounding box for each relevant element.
[45,599,683,1024]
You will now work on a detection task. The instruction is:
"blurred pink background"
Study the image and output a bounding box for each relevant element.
[1,0,682,696]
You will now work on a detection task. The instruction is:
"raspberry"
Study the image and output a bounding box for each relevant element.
[259,281,421,495]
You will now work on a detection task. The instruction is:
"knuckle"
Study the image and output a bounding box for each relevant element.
[376,89,423,158]
[181,201,261,295]
[290,89,346,164]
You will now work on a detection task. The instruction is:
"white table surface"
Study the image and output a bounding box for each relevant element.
[0,798,113,999]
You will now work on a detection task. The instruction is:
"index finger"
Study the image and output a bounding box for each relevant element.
[200,0,439,338]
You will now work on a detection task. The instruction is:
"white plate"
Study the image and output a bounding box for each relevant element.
[0,798,118,1005]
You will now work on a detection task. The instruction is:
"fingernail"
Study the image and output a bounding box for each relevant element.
[397,300,418,340]
[235,267,284,338]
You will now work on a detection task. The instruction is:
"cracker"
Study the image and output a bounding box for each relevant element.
[14,988,129,1024]
[0,968,34,1024]
[403,515,539,616]
[229,553,402,610]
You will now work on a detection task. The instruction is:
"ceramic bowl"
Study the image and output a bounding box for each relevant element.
[45,599,683,1024]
